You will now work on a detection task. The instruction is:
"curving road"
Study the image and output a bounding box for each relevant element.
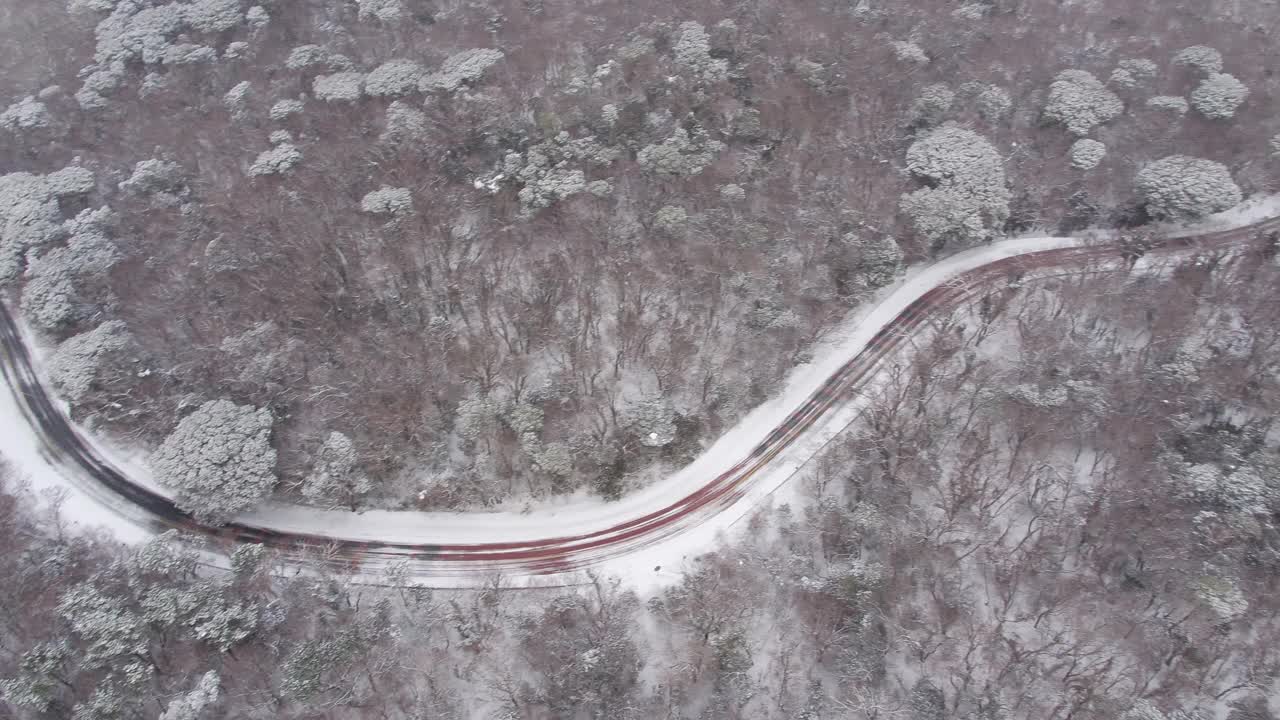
[2,213,1278,579]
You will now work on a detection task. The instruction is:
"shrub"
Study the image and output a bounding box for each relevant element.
[184,0,243,34]
[268,98,304,121]
[364,60,422,97]
[48,320,134,404]
[420,49,504,93]
[300,432,371,509]
[312,72,364,102]
[653,205,688,234]
[672,21,728,84]
[223,80,252,120]
[150,399,277,523]
[1173,45,1223,74]
[1135,155,1241,221]
[380,100,427,143]
[1189,73,1248,120]
[637,127,724,176]
[1044,70,1123,136]
[357,0,404,22]
[0,96,53,133]
[907,83,955,127]
[360,186,413,216]
[889,40,929,66]
[1069,138,1107,170]
[1109,58,1157,88]
[248,144,302,176]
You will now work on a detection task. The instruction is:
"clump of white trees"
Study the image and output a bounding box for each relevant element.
[1134,155,1241,220]
[899,125,1009,249]
[1043,69,1123,135]
[150,399,278,523]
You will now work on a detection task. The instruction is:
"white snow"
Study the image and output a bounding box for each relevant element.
[0,195,1274,590]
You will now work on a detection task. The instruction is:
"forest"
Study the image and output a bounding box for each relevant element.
[1,0,1278,717]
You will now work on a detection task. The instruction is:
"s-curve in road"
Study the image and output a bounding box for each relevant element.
[3,206,1278,585]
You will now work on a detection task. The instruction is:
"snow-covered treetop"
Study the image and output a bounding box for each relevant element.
[900,125,1009,249]
[1173,45,1223,75]
[0,167,98,284]
[1069,138,1107,171]
[357,0,404,22]
[904,125,1003,185]
[48,320,134,403]
[1044,69,1123,136]
[364,59,422,97]
[360,186,414,216]
[637,127,725,176]
[150,398,278,523]
[1135,155,1241,221]
[269,97,304,121]
[889,39,929,66]
[1190,73,1248,120]
[312,72,364,102]
[0,96,53,133]
[419,48,504,93]
[672,21,728,84]
[248,143,302,177]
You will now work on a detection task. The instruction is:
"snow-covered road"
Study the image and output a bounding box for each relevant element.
[2,197,1277,589]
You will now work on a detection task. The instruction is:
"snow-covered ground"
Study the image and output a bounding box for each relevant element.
[1,196,1275,590]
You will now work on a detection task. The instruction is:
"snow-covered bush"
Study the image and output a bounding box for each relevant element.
[1069,138,1107,170]
[1043,69,1123,135]
[223,80,251,120]
[907,83,954,126]
[184,0,243,34]
[720,183,746,202]
[363,60,422,97]
[358,0,404,22]
[300,432,371,509]
[0,172,71,282]
[889,40,929,66]
[119,159,184,199]
[48,320,133,403]
[92,2,188,65]
[0,96,52,133]
[248,144,302,177]
[1271,133,1280,156]
[1145,95,1189,115]
[971,83,1011,122]
[150,399,277,523]
[245,5,268,28]
[1109,58,1157,88]
[1173,45,1223,74]
[653,205,688,234]
[505,132,619,215]
[285,45,336,71]
[637,127,725,176]
[162,43,216,65]
[21,224,121,331]
[1189,73,1248,120]
[360,186,413,216]
[313,72,364,102]
[268,98,304,121]
[672,21,728,84]
[380,100,427,144]
[223,41,250,60]
[900,125,1009,248]
[840,233,903,295]
[268,129,292,145]
[1135,155,1241,221]
[420,49,504,93]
